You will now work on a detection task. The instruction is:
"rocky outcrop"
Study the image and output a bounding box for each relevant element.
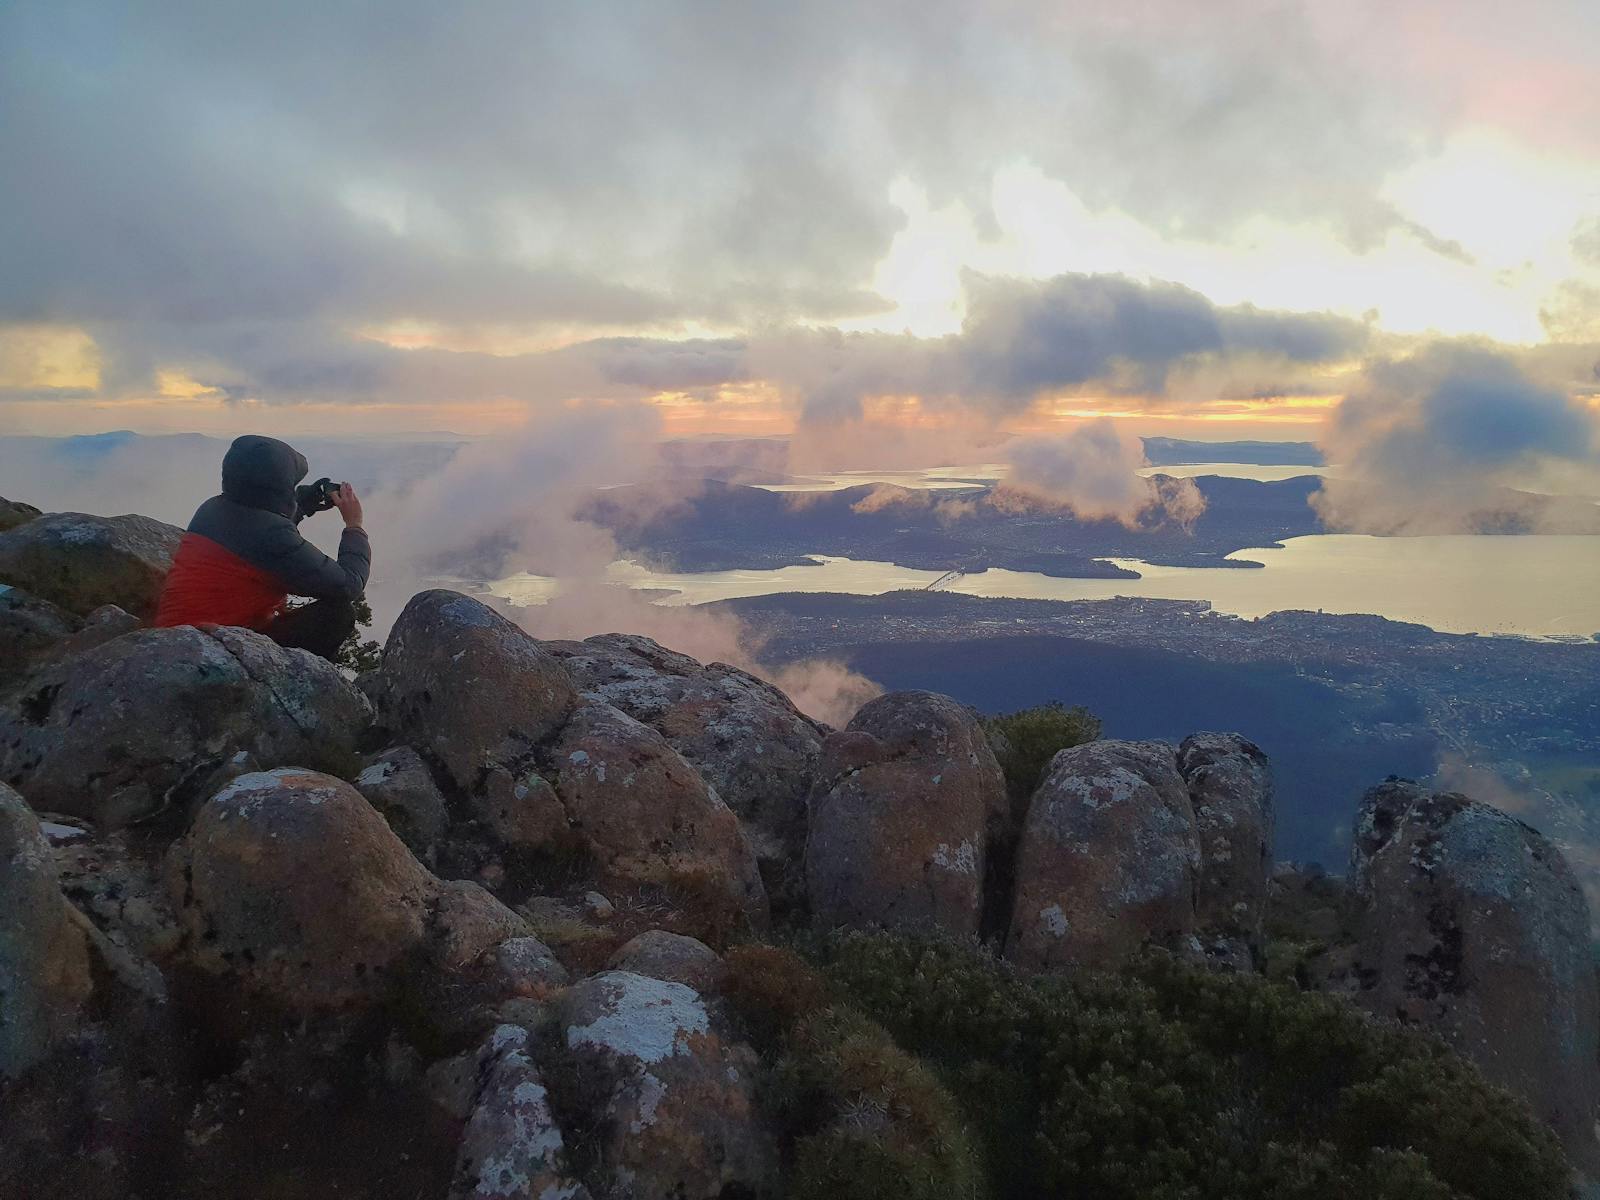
[450,1025,591,1200]
[354,745,450,864]
[1177,732,1273,951]
[372,590,577,848]
[606,930,724,991]
[551,970,774,1199]
[0,585,80,686]
[1349,780,1600,1172]
[548,633,825,902]
[167,768,528,1012]
[1006,739,1199,971]
[805,690,1006,936]
[0,511,182,618]
[0,783,94,1078]
[0,497,42,533]
[1,625,371,828]
[552,701,768,933]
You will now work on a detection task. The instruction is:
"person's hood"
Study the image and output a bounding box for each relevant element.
[221,435,308,519]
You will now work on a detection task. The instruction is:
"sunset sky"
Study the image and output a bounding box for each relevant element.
[3,1,1600,453]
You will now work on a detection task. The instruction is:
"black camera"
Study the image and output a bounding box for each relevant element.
[294,476,341,519]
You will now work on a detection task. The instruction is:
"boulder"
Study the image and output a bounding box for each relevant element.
[0,782,94,1078]
[606,930,724,991]
[551,970,774,1199]
[167,768,437,1010]
[548,633,825,901]
[0,511,182,618]
[373,590,577,847]
[485,936,570,998]
[1006,739,1200,971]
[0,625,371,828]
[804,690,1006,936]
[1349,780,1600,1171]
[354,745,450,863]
[0,497,42,533]
[552,700,768,933]
[1177,732,1273,949]
[450,1025,590,1200]
[0,585,80,686]
[57,603,140,658]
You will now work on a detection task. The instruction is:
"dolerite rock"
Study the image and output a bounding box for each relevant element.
[0,511,182,618]
[167,768,528,1012]
[57,603,140,659]
[169,768,436,1009]
[354,745,450,863]
[450,1025,590,1200]
[552,701,768,933]
[0,497,42,533]
[0,585,80,686]
[0,782,94,1078]
[0,625,371,828]
[373,590,577,848]
[1006,739,1200,972]
[552,970,774,1199]
[1177,732,1273,949]
[1349,780,1600,1171]
[547,633,825,901]
[804,690,1006,936]
[606,930,724,991]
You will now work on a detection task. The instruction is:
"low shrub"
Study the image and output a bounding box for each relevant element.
[809,930,1570,1200]
[982,702,1101,809]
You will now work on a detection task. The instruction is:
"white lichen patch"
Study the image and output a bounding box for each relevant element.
[932,839,978,876]
[565,971,709,1064]
[355,761,396,788]
[1039,904,1070,938]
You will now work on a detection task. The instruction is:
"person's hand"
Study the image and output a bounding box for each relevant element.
[332,482,364,530]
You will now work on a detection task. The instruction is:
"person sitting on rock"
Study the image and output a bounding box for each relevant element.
[153,435,371,662]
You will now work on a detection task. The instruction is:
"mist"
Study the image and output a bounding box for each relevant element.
[995,419,1206,528]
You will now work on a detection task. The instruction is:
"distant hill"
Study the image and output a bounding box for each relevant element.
[1141,436,1325,466]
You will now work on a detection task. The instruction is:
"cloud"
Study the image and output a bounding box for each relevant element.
[1312,342,1600,533]
[0,0,1455,401]
[994,417,1206,527]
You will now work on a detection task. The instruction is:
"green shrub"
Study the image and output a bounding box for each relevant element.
[774,1007,987,1200]
[336,596,383,673]
[982,702,1101,807]
[810,930,1570,1200]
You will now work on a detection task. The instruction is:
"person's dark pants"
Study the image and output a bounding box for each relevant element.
[262,598,355,663]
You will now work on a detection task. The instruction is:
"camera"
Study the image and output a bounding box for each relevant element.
[295,476,342,519]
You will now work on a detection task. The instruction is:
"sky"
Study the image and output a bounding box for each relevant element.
[3,0,1600,464]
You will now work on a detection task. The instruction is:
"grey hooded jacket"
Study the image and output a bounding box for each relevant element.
[187,435,371,601]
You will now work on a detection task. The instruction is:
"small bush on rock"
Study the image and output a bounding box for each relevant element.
[982,702,1101,807]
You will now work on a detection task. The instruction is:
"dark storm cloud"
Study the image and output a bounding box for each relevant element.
[955,273,1367,405]
[1314,343,1600,533]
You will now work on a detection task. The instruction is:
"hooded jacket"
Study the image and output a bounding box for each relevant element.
[153,435,371,631]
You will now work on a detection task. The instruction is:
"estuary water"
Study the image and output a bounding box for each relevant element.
[488,533,1600,640]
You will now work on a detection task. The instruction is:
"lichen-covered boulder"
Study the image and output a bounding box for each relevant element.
[0,585,80,686]
[450,1025,591,1200]
[1349,780,1600,1171]
[0,497,42,533]
[354,745,450,863]
[1177,732,1273,949]
[552,700,767,933]
[0,511,181,618]
[0,625,371,828]
[1006,739,1199,972]
[551,970,774,1199]
[804,690,1006,936]
[548,633,825,903]
[167,768,437,1010]
[0,783,94,1078]
[373,590,577,848]
[606,930,724,991]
